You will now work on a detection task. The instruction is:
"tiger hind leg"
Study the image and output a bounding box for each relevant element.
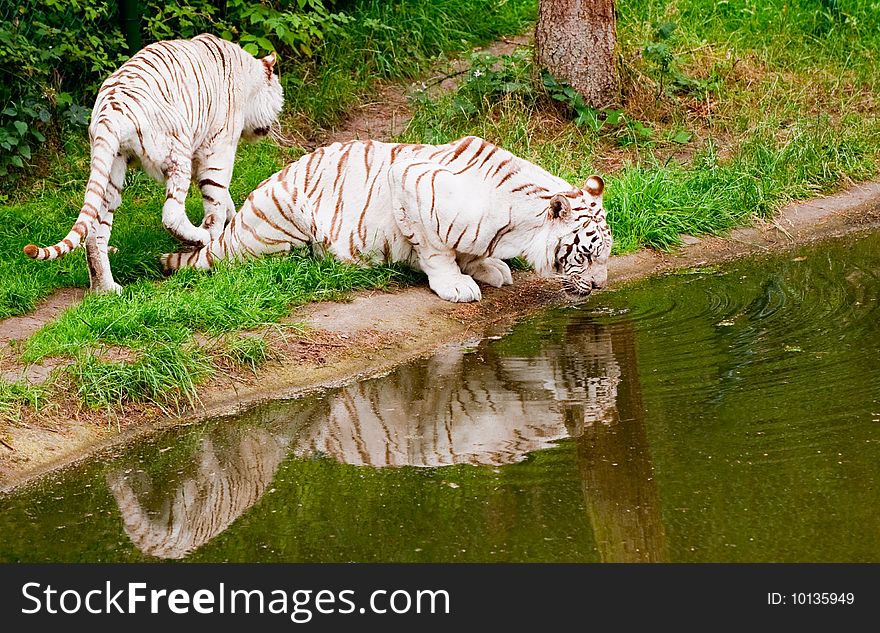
[85,154,127,293]
[195,145,236,239]
[161,148,211,247]
[160,247,212,274]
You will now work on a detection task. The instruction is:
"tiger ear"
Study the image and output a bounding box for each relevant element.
[262,53,277,74]
[548,194,572,220]
[584,175,604,197]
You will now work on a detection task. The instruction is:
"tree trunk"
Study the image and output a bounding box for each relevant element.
[535,0,618,109]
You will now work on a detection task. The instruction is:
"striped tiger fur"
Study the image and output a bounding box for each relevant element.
[23,33,284,293]
[162,135,613,302]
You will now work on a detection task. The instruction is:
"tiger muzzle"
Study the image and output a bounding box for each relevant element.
[562,268,607,296]
[563,279,599,295]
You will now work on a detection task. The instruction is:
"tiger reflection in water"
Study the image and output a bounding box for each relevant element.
[107,426,294,560]
[109,319,660,560]
[296,329,620,468]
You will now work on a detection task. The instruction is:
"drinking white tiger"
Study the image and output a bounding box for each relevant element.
[162,135,613,301]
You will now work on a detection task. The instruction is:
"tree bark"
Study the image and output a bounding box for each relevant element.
[535,0,618,109]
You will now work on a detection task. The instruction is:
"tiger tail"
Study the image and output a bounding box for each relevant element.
[23,125,120,261]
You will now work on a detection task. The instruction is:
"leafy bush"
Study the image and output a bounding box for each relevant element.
[140,0,350,57]
[0,1,127,181]
[415,49,534,117]
[406,49,662,149]
[542,71,655,147]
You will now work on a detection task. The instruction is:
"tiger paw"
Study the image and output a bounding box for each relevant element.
[429,273,482,302]
[463,257,513,288]
[174,226,212,248]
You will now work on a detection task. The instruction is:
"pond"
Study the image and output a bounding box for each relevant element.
[2,232,879,562]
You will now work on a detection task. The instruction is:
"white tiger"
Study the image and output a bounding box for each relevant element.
[23,33,284,293]
[161,135,613,301]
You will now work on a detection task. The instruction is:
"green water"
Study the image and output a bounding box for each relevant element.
[2,233,880,562]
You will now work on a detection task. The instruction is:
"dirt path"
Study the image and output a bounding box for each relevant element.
[0,288,84,348]
[316,34,531,145]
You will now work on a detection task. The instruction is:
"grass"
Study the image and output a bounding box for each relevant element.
[401,0,879,253]
[67,343,213,409]
[1,0,879,416]
[0,381,47,422]
[18,252,419,409]
[22,253,413,360]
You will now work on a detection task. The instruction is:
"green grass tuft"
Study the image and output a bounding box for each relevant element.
[219,335,270,374]
[0,382,48,422]
[66,343,213,409]
[19,250,419,407]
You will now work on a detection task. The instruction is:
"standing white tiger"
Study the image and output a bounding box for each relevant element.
[23,33,284,293]
[162,136,613,301]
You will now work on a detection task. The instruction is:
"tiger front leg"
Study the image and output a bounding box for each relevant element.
[421,249,482,302]
[389,162,485,302]
[390,176,481,302]
[458,254,513,288]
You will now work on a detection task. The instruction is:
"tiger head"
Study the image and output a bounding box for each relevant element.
[242,52,284,141]
[547,175,613,295]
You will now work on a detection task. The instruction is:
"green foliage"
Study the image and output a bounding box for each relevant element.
[0,101,48,177]
[542,72,655,147]
[410,49,534,120]
[618,0,880,81]
[605,118,878,253]
[641,21,721,97]
[228,0,351,57]
[404,49,537,142]
[140,0,350,57]
[0,1,126,183]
